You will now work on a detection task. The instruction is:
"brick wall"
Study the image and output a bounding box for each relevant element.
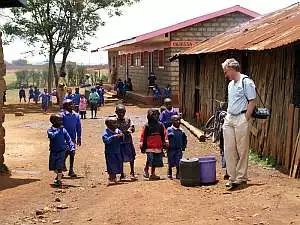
[108,12,253,94]
[0,32,6,165]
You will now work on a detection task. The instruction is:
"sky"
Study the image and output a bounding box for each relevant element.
[1,0,298,65]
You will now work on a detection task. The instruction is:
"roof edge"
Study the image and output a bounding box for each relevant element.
[101,5,260,50]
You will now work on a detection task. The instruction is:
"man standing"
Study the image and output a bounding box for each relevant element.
[61,99,82,177]
[222,58,256,190]
[110,64,117,86]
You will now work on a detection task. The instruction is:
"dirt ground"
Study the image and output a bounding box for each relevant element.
[0,90,300,225]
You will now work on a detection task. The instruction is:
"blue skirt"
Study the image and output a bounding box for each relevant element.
[167,150,183,167]
[146,152,164,168]
[49,151,65,171]
[120,143,136,162]
[105,152,123,175]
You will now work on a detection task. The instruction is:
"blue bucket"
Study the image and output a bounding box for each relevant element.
[199,156,216,184]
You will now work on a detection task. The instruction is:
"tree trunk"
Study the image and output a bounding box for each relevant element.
[48,52,54,92]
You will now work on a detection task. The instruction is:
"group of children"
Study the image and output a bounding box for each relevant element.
[47,95,187,186]
[102,98,187,183]
[115,78,133,97]
[48,100,82,186]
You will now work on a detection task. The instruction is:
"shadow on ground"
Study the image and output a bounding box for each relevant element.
[0,176,40,191]
[3,103,60,114]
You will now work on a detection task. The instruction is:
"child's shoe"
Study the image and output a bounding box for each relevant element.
[149,174,160,180]
[120,173,126,180]
[68,171,77,178]
[143,170,149,178]
[130,173,138,180]
[53,179,62,187]
[167,173,172,179]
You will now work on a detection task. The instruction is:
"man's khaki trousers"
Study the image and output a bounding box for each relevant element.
[223,113,249,183]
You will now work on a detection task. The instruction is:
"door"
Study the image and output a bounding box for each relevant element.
[148,51,154,75]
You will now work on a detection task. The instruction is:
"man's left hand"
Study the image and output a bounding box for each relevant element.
[77,139,81,146]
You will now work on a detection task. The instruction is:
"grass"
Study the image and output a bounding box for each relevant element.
[249,149,277,168]
[5,72,17,85]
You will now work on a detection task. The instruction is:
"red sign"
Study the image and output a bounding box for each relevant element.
[170,41,198,48]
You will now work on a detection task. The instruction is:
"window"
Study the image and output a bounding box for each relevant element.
[135,53,141,66]
[140,52,144,67]
[158,50,164,68]
[129,54,134,66]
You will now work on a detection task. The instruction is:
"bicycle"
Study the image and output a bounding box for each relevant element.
[204,100,227,143]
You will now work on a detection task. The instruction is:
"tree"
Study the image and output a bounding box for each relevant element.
[3,0,140,91]
[12,59,28,66]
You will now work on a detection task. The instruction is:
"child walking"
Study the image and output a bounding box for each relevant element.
[102,117,124,184]
[160,98,178,128]
[140,108,168,180]
[115,104,136,180]
[79,95,87,119]
[167,115,187,179]
[48,114,75,187]
[19,86,26,102]
[40,88,51,113]
[88,88,100,119]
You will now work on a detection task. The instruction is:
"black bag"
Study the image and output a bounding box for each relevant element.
[242,77,271,119]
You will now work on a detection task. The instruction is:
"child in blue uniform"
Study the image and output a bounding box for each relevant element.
[33,87,40,104]
[61,99,82,177]
[40,88,51,113]
[167,115,187,179]
[73,87,81,113]
[102,117,124,184]
[19,86,26,102]
[96,84,105,107]
[115,104,136,180]
[163,84,172,99]
[28,86,34,102]
[48,114,75,187]
[160,98,178,128]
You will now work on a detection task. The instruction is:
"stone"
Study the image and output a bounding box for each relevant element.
[43,207,50,213]
[52,220,61,224]
[56,204,69,209]
[15,112,24,116]
[55,197,61,202]
[35,209,44,215]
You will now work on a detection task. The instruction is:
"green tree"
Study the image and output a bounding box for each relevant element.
[15,70,29,86]
[3,0,140,91]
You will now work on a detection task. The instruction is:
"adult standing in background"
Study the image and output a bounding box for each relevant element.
[58,72,68,109]
[222,58,256,190]
[110,64,117,87]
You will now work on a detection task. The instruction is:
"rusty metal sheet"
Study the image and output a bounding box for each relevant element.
[182,3,300,55]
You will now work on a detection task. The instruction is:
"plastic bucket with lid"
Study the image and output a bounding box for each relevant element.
[199,156,216,184]
[179,158,200,187]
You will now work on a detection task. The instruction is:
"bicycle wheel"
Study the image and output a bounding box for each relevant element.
[204,115,215,139]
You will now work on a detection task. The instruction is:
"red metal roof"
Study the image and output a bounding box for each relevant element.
[182,3,300,55]
[102,5,259,50]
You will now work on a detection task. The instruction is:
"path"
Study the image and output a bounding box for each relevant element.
[0,91,299,225]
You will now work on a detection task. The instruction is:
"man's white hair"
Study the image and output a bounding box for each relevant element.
[221,58,240,71]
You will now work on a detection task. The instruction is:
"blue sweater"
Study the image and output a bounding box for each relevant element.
[48,127,75,153]
[167,126,187,151]
[61,111,82,142]
[102,128,123,154]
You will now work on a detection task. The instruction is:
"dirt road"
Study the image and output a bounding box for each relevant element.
[0,93,300,225]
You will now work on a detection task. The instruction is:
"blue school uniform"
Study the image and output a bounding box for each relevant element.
[159,108,178,128]
[40,92,51,110]
[33,89,40,102]
[116,118,136,162]
[163,87,172,98]
[96,87,105,106]
[167,126,187,167]
[72,93,80,106]
[29,88,34,99]
[48,127,75,171]
[61,110,82,143]
[152,87,162,102]
[102,128,123,175]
